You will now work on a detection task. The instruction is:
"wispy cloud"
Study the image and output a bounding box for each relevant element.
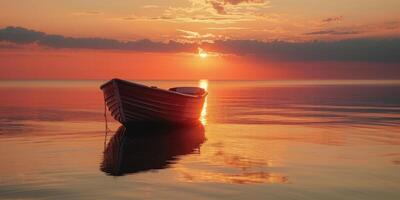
[177,29,226,43]
[304,20,400,38]
[142,5,159,9]
[304,30,360,35]
[178,29,215,40]
[206,0,268,14]
[206,26,249,30]
[117,0,271,24]
[322,16,343,23]
[71,11,103,16]
[208,1,227,14]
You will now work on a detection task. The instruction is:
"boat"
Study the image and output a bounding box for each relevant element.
[100,79,207,126]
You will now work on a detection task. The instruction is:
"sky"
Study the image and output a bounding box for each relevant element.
[0,0,400,80]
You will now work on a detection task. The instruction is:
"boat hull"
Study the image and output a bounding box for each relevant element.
[100,79,207,125]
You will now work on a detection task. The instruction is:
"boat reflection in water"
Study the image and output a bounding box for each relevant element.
[101,123,206,176]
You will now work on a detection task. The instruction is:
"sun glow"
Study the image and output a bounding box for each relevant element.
[198,48,208,58]
[199,79,208,91]
[199,79,208,125]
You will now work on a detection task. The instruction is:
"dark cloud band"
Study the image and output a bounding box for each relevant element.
[1,26,400,62]
[0,26,195,52]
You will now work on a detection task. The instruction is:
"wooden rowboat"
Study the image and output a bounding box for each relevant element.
[100,79,207,126]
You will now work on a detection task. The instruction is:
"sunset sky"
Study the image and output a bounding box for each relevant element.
[1,0,400,80]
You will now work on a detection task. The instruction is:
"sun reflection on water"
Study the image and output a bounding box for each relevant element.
[199,79,208,125]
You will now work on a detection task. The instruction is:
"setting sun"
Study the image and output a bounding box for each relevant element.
[198,48,208,58]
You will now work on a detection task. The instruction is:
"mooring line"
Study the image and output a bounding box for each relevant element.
[103,93,110,150]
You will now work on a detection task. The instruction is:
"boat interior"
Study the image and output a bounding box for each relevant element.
[169,87,206,96]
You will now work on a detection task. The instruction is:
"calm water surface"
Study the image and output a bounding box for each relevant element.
[0,80,400,199]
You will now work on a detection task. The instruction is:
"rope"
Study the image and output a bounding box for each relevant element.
[103,93,111,150]
[104,93,109,133]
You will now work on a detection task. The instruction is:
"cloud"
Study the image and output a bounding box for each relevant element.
[304,30,360,35]
[209,1,227,14]
[223,0,266,4]
[142,5,159,9]
[322,16,343,23]
[305,20,400,38]
[0,26,45,44]
[117,0,271,24]
[202,39,400,62]
[206,0,267,15]
[72,11,103,16]
[1,26,399,62]
[206,0,267,14]
[206,26,248,30]
[177,29,225,43]
[0,26,195,52]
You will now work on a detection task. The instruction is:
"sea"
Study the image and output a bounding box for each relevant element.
[0,80,399,200]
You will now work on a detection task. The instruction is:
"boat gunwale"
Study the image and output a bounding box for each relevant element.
[100,79,208,99]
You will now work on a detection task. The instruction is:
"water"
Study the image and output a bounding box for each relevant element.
[0,80,400,199]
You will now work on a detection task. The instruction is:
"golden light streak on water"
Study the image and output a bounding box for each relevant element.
[199,79,208,125]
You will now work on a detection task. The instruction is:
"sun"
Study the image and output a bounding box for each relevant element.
[198,48,208,58]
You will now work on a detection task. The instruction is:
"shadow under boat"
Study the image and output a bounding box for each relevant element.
[101,123,206,176]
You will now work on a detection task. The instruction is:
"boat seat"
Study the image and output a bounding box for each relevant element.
[169,87,205,96]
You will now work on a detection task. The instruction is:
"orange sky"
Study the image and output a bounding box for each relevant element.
[0,0,399,80]
[2,0,399,41]
[0,49,270,80]
[1,48,398,80]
